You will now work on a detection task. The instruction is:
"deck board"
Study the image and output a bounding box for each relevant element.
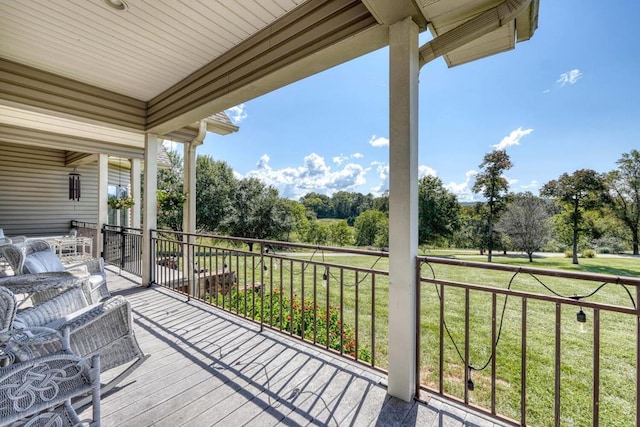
[79,267,502,427]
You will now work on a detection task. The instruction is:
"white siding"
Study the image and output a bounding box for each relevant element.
[0,142,132,237]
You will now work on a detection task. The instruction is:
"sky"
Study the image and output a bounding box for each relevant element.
[194,1,640,202]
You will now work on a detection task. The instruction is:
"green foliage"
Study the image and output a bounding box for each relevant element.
[219,288,371,362]
[354,210,388,247]
[418,175,461,246]
[606,149,640,255]
[329,220,353,246]
[496,192,551,261]
[156,148,184,231]
[472,150,513,261]
[541,169,607,264]
[107,195,134,210]
[300,192,333,218]
[582,249,596,258]
[301,191,380,222]
[220,178,295,247]
[156,190,186,231]
[304,220,330,244]
[196,156,236,232]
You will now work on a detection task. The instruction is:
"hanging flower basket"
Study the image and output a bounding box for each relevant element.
[108,196,135,210]
[157,190,186,214]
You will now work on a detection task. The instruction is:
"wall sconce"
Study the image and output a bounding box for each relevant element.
[69,170,81,201]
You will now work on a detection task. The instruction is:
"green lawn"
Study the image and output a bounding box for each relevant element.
[157,238,639,426]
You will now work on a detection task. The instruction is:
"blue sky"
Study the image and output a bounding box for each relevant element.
[196,1,640,202]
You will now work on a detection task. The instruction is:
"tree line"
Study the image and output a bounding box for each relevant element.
[157,148,640,263]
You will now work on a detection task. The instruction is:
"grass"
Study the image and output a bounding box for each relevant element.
[155,237,639,426]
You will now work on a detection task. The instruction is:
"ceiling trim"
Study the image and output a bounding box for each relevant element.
[146,0,377,134]
[0,123,144,159]
[0,59,147,131]
[360,0,427,28]
[419,0,535,68]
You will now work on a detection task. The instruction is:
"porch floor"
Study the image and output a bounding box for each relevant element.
[80,267,506,427]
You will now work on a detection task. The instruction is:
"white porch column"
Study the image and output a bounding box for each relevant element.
[142,133,158,287]
[131,158,141,228]
[387,16,419,402]
[182,121,206,289]
[182,140,200,237]
[97,154,109,258]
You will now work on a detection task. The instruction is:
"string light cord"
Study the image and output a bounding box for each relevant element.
[423,261,637,378]
[528,274,636,309]
[266,246,383,286]
[424,261,516,373]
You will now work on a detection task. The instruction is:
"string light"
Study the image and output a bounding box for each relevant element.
[576,308,587,333]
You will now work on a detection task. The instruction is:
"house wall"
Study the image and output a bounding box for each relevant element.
[0,142,131,237]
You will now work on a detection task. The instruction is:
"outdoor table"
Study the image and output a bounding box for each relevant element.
[0,272,84,307]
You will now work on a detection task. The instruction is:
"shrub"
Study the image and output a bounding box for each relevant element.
[582,249,596,258]
[564,250,573,258]
[211,288,371,362]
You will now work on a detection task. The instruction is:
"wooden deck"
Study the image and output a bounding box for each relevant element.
[80,267,506,427]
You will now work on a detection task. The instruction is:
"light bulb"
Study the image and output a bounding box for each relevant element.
[576,308,587,333]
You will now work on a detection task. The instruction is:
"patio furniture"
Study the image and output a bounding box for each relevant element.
[0,282,147,399]
[0,325,101,426]
[0,271,84,308]
[0,240,109,304]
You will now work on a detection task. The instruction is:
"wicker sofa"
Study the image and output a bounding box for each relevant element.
[0,240,109,304]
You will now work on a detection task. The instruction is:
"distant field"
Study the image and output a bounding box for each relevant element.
[316,218,352,226]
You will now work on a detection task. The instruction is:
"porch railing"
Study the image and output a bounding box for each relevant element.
[150,229,389,371]
[102,225,143,276]
[417,256,640,427]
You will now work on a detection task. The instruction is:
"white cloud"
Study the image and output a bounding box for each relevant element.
[445,170,478,203]
[369,162,389,195]
[369,135,389,147]
[244,153,368,199]
[543,89,550,94]
[368,163,436,195]
[333,155,348,165]
[493,127,534,150]
[226,103,248,124]
[519,180,539,190]
[418,165,437,179]
[557,69,582,86]
[333,153,365,165]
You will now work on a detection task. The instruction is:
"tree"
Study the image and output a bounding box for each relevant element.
[329,220,353,247]
[496,192,551,262]
[220,178,294,250]
[156,148,184,231]
[196,156,236,232]
[304,220,330,245]
[606,149,640,255]
[354,210,388,247]
[418,176,461,246]
[300,192,333,218]
[373,191,389,213]
[280,199,309,241]
[541,169,607,264]
[472,150,513,262]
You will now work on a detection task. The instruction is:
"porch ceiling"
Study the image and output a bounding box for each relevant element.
[0,0,539,142]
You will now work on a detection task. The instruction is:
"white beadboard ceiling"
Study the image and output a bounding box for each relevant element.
[0,0,306,101]
[0,0,538,143]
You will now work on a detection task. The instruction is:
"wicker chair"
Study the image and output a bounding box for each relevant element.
[0,284,146,399]
[0,324,101,426]
[0,240,110,304]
